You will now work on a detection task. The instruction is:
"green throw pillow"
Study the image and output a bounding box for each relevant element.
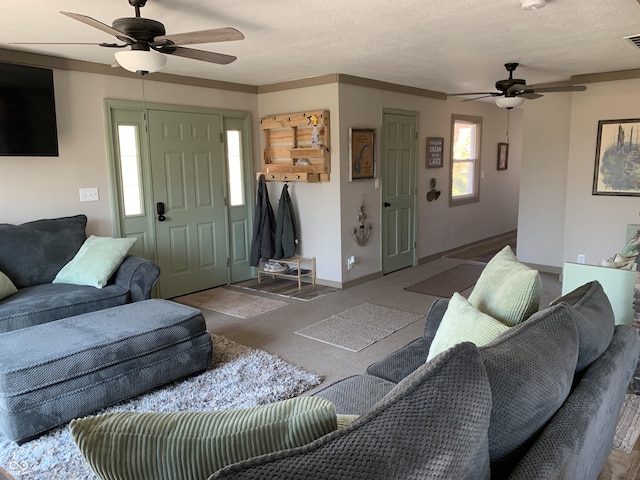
[53,235,136,288]
[468,246,542,326]
[0,270,18,301]
[70,396,337,480]
[427,292,509,361]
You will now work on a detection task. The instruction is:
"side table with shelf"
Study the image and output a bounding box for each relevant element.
[257,257,316,290]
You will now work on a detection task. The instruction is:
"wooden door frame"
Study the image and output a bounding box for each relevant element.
[380,108,419,273]
[104,100,254,284]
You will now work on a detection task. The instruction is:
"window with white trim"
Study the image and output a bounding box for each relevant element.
[450,114,482,206]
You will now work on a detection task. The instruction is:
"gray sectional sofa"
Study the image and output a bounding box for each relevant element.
[0,215,160,332]
[211,281,638,480]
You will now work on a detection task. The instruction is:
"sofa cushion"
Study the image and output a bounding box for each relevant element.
[211,342,493,480]
[313,374,396,415]
[550,281,615,373]
[507,324,639,480]
[0,283,129,333]
[468,246,542,326]
[427,292,510,361]
[53,235,137,288]
[71,397,337,480]
[0,270,17,301]
[0,215,87,288]
[479,303,579,477]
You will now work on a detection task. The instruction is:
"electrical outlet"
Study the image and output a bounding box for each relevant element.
[347,256,355,270]
[577,254,586,264]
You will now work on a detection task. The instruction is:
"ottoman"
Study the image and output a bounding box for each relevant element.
[0,299,212,444]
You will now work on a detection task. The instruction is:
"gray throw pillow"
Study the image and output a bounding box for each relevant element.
[479,304,579,478]
[211,342,493,480]
[550,281,615,373]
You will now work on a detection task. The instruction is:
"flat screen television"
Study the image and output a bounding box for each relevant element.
[0,61,59,156]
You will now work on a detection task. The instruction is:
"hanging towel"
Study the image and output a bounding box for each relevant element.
[274,184,298,259]
[249,174,276,266]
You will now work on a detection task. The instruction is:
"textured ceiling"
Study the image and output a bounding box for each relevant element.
[3,0,640,94]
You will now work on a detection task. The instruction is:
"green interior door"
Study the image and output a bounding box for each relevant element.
[149,110,229,298]
[381,111,418,274]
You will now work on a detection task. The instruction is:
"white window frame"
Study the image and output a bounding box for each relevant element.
[449,114,482,206]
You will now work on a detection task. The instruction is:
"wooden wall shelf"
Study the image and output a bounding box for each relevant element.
[259,110,330,183]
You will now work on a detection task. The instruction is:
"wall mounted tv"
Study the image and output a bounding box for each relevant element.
[0,61,59,156]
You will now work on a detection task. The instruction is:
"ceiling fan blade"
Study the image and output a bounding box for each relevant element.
[520,92,543,100]
[447,91,500,97]
[60,11,135,43]
[525,85,587,94]
[11,42,126,47]
[460,94,498,102]
[154,27,244,46]
[160,46,237,65]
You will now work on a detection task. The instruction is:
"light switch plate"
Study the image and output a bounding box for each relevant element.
[79,187,99,202]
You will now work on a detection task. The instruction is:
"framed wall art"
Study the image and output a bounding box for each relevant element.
[349,128,376,181]
[593,118,640,196]
[497,142,509,170]
[427,137,444,168]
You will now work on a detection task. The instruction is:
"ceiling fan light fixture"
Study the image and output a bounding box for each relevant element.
[115,49,167,75]
[522,0,547,9]
[496,96,525,109]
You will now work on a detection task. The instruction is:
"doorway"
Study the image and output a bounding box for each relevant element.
[105,100,254,298]
[381,109,418,274]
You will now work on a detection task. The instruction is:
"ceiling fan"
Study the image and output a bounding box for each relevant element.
[447,63,586,109]
[18,0,244,75]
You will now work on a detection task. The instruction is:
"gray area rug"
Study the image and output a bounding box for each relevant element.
[176,287,288,318]
[0,334,322,480]
[614,394,640,454]
[295,303,424,352]
[404,263,486,297]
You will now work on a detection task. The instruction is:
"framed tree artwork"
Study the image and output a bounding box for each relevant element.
[593,118,640,196]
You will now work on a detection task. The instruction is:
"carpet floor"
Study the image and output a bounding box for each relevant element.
[0,334,321,480]
[295,303,424,352]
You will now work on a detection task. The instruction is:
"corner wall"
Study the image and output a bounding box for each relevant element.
[518,77,640,270]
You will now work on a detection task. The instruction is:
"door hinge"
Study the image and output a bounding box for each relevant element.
[415,131,418,140]
[220,132,224,143]
[226,258,230,267]
[224,196,228,207]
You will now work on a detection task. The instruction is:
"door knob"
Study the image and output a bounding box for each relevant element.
[384,202,391,207]
[156,202,166,222]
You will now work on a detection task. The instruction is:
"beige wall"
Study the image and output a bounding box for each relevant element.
[0,68,259,236]
[517,94,572,269]
[0,63,523,286]
[337,84,523,283]
[257,84,342,284]
[518,77,640,270]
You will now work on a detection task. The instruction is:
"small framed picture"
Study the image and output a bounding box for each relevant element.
[349,128,376,181]
[497,143,509,170]
[427,137,444,168]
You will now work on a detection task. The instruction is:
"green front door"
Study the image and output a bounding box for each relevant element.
[148,109,229,298]
[381,110,418,274]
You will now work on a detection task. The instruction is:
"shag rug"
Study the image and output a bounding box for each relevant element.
[614,393,640,454]
[0,334,322,480]
[295,303,424,352]
[176,287,288,318]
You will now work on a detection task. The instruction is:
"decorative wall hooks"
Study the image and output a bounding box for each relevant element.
[427,178,441,201]
[352,196,373,246]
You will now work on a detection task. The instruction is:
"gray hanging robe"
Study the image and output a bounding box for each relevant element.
[273,184,297,259]
[249,174,276,266]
